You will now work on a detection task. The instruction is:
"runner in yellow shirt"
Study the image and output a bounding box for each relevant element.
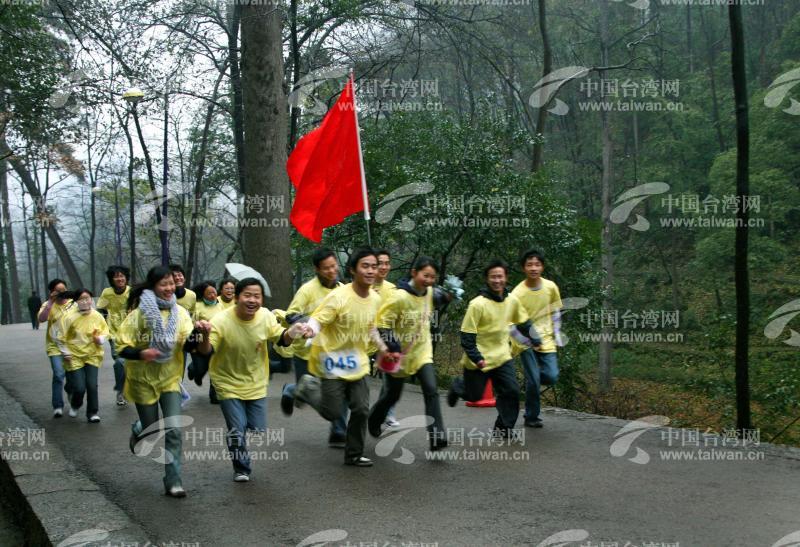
[96,265,130,406]
[279,247,348,448]
[170,264,196,314]
[217,278,237,310]
[292,247,382,466]
[57,288,109,423]
[189,280,225,404]
[512,249,563,428]
[38,278,72,418]
[447,259,542,437]
[116,266,195,498]
[196,278,309,482]
[368,256,450,450]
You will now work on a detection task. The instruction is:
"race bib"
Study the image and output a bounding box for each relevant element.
[319,350,359,379]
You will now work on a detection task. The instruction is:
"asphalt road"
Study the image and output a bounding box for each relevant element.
[0,323,798,547]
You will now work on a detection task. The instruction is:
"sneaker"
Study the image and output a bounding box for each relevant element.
[68,407,78,418]
[344,456,373,467]
[165,484,187,498]
[88,415,100,423]
[429,437,449,451]
[524,418,543,428]
[129,431,138,454]
[328,432,346,449]
[233,472,250,483]
[116,392,127,406]
[280,384,294,416]
[53,408,63,418]
[384,417,400,428]
[447,385,459,408]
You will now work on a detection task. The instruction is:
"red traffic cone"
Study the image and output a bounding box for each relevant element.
[466,379,496,407]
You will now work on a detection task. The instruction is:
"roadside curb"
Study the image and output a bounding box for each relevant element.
[0,382,151,546]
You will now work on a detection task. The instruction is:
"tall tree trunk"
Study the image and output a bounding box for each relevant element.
[161,86,171,267]
[700,8,726,151]
[686,5,693,73]
[0,138,83,287]
[131,107,164,266]
[531,0,552,172]
[288,0,302,151]
[598,0,613,393]
[85,115,97,293]
[21,191,37,293]
[120,114,137,282]
[728,3,751,433]
[0,207,9,324]
[0,161,21,321]
[240,4,293,309]
[228,4,246,195]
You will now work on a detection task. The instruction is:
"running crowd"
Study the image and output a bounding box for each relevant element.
[36,247,563,498]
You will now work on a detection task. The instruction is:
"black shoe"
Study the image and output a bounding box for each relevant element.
[429,437,448,451]
[328,432,346,449]
[492,426,510,439]
[187,364,195,381]
[367,417,382,439]
[524,418,543,428]
[280,385,294,416]
[129,431,139,454]
[447,385,459,408]
[344,456,373,467]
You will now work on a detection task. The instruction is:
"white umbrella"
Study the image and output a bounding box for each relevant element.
[224,263,272,298]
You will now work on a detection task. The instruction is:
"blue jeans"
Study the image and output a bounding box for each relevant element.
[285,356,347,437]
[65,365,99,417]
[108,339,125,392]
[520,350,559,421]
[49,355,65,409]
[219,397,267,475]
[132,391,183,490]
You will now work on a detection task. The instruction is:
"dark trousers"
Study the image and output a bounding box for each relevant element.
[318,378,370,460]
[65,365,99,417]
[369,363,444,442]
[453,360,520,429]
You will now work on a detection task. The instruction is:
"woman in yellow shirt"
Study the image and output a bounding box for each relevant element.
[368,256,449,451]
[96,265,130,406]
[217,278,236,310]
[57,289,109,423]
[116,266,195,498]
[189,280,224,404]
[37,278,72,418]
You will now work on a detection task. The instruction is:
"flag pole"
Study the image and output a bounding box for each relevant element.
[350,70,372,247]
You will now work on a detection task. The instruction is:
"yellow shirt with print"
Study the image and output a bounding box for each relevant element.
[376,287,433,377]
[288,277,341,360]
[460,293,527,372]
[194,299,224,322]
[116,306,193,405]
[96,286,130,338]
[58,309,109,370]
[40,300,74,357]
[510,278,563,356]
[308,284,381,381]
[208,307,285,400]
[176,289,196,315]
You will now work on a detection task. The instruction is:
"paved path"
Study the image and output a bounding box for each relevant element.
[0,323,798,546]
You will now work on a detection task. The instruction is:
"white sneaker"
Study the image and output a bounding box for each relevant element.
[88,415,100,423]
[53,408,63,418]
[384,417,400,428]
[294,374,321,408]
[68,407,78,418]
[233,472,250,483]
[116,392,127,406]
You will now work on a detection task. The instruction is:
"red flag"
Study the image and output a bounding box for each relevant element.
[287,76,367,242]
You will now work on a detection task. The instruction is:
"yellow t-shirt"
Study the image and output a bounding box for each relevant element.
[373,279,396,301]
[208,308,285,400]
[58,309,109,370]
[194,300,223,322]
[116,306,194,405]
[510,278,563,355]
[40,300,74,356]
[96,286,130,338]
[217,296,236,310]
[460,293,527,371]
[176,289,196,315]
[376,286,433,377]
[287,277,340,360]
[308,284,381,381]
